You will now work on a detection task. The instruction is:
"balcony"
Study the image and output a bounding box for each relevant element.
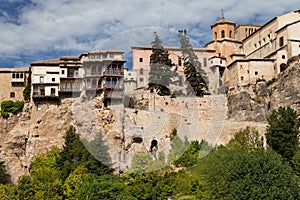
[59,87,82,93]
[103,70,124,76]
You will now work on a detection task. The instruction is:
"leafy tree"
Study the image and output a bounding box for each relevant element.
[197,146,300,199]
[266,106,299,160]
[174,140,211,167]
[228,126,263,149]
[148,32,177,96]
[178,30,209,96]
[57,126,112,181]
[23,67,31,102]
[168,136,189,165]
[29,147,63,199]
[292,151,300,176]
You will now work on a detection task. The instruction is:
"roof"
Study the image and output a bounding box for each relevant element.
[31,59,60,66]
[211,14,235,28]
[0,68,29,72]
[132,45,215,52]
[60,56,80,60]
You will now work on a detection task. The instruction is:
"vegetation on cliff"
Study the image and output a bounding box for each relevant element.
[0,107,299,199]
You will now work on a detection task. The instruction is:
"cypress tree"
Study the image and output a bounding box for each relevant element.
[178,30,208,96]
[148,32,177,96]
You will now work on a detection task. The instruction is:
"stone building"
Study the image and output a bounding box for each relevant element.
[80,49,126,106]
[0,68,29,102]
[131,46,219,94]
[131,9,300,95]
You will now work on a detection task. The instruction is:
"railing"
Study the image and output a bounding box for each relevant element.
[33,92,45,96]
[103,71,124,76]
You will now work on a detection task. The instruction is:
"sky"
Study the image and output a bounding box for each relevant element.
[0,0,299,69]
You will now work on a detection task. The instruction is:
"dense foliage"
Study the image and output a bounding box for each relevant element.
[0,108,299,199]
[0,100,24,118]
[266,106,299,160]
[148,32,177,96]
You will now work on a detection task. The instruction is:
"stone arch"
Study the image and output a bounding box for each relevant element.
[221,30,225,38]
[280,63,288,72]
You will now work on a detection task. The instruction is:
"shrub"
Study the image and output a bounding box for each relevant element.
[0,100,24,118]
[0,110,9,118]
[266,78,277,86]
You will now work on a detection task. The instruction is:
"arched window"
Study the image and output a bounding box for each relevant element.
[229,30,232,38]
[221,30,225,38]
[214,32,217,39]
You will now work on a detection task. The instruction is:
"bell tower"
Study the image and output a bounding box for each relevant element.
[211,11,236,40]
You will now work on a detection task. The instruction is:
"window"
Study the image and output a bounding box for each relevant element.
[241,76,244,81]
[51,88,56,96]
[37,103,41,111]
[109,53,114,58]
[12,72,24,79]
[139,58,143,62]
[178,56,182,66]
[282,55,286,59]
[90,54,95,59]
[139,77,144,82]
[214,32,217,39]
[220,60,222,64]
[140,68,143,75]
[52,78,55,82]
[279,36,284,47]
[229,30,232,38]
[10,92,15,98]
[255,71,258,75]
[221,30,225,38]
[40,76,44,83]
[62,70,65,75]
[203,58,207,67]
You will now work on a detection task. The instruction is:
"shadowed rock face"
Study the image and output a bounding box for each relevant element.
[227,63,300,122]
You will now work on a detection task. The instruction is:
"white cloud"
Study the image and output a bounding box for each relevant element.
[0,0,299,67]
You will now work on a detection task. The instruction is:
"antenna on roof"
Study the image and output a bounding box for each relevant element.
[221,8,225,19]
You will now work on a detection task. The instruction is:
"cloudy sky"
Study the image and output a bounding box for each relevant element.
[0,0,299,68]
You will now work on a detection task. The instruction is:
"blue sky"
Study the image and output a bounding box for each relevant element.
[0,0,299,69]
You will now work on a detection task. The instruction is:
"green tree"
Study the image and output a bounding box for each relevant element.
[148,32,177,96]
[178,30,209,96]
[197,147,300,199]
[228,126,263,149]
[266,106,299,160]
[168,136,189,165]
[57,126,112,181]
[23,67,31,102]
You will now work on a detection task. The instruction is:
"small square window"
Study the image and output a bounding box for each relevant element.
[10,92,15,98]
[139,58,143,62]
[52,78,55,82]
[62,70,65,74]
[139,77,144,82]
[255,71,258,75]
[241,76,244,81]
[282,55,286,59]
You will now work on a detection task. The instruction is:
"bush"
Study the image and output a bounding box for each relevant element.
[0,100,24,118]
[266,78,277,86]
[0,110,9,118]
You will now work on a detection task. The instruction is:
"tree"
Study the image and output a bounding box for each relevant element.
[197,147,300,199]
[23,67,31,102]
[148,32,177,96]
[228,126,263,149]
[266,106,299,160]
[178,30,208,96]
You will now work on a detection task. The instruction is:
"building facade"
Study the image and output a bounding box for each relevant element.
[0,68,29,102]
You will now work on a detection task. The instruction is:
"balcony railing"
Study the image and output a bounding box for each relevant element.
[103,71,124,76]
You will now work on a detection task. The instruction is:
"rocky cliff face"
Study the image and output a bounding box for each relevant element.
[227,63,300,122]
[1,63,299,183]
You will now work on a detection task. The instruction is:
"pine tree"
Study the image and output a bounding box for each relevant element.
[266,106,299,160]
[178,30,208,96]
[148,32,177,96]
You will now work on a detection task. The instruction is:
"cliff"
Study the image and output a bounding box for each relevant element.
[1,63,299,183]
